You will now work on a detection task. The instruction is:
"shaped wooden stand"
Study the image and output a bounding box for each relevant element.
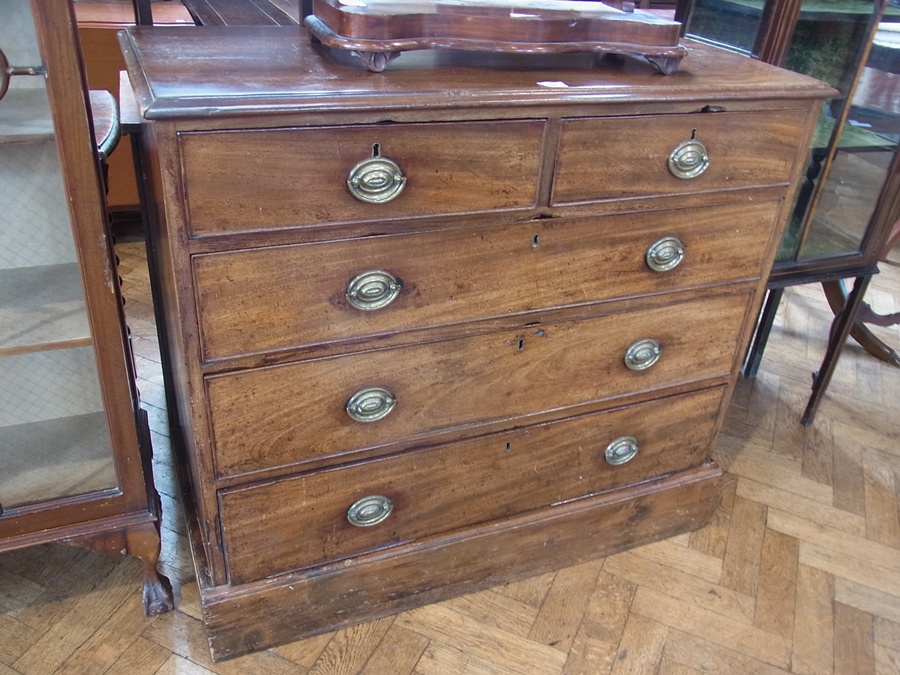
[304,0,687,73]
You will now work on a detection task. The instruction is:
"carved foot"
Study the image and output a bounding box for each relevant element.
[142,563,174,616]
[646,55,682,75]
[352,50,401,72]
[62,522,175,615]
[126,523,174,615]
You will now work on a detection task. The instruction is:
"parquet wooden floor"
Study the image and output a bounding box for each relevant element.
[1,238,898,674]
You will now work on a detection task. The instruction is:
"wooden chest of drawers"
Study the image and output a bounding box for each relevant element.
[121,28,833,660]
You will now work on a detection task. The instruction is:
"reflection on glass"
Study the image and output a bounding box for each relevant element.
[683,0,763,53]
[791,11,900,261]
[0,349,118,507]
[784,0,879,91]
[683,0,900,266]
[0,0,119,509]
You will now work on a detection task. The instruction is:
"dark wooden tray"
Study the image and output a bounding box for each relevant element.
[303,0,687,73]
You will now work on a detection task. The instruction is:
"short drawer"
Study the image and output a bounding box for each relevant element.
[206,291,749,478]
[194,200,779,361]
[219,387,724,584]
[179,120,545,237]
[551,110,806,205]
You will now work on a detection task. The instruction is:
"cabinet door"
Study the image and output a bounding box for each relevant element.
[0,0,128,516]
[680,0,900,269]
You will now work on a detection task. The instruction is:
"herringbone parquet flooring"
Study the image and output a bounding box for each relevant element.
[1,239,898,674]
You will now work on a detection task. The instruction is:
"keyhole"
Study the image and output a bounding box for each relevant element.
[532,233,540,248]
[690,129,697,140]
[518,338,525,352]
[505,442,512,454]
[372,142,381,157]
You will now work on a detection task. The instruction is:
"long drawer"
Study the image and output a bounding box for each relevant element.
[206,291,749,478]
[552,110,806,205]
[194,200,779,361]
[179,120,545,237]
[219,387,724,584]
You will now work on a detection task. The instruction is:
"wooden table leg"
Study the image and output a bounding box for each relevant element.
[822,220,900,367]
[802,273,875,425]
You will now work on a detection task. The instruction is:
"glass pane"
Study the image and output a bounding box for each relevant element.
[796,12,900,260]
[0,0,119,509]
[683,0,764,53]
[784,0,880,93]
[0,349,117,507]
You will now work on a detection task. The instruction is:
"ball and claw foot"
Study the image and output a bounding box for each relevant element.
[142,565,175,616]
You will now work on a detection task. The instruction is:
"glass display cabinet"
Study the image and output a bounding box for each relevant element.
[675,0,900,422]
[0,0,171,614]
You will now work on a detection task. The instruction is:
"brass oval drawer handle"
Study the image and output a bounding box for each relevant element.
[668,139,710,179]
[605,436,639,465]
[346,386,397,423]
[624,338,662,371]
[346,270,402,311]
[347,495,393,527]
[646,236,686,272]
[347,155,407,204]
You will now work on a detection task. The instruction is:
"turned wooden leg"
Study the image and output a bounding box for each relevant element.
[126,523,174,616]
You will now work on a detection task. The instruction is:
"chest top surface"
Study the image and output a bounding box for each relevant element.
[120,26,834,120]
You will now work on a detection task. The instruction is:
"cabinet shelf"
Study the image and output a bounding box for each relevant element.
[0,263,91,357]
[0,88,53,144]
[0,412,117,509]
[0,0,172,617]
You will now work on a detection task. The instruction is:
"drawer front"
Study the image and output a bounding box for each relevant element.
[180,120,545,237]
[552,110,805,205]
[220,387,724,584]
[194,200,779,361]
[207,292,749,478]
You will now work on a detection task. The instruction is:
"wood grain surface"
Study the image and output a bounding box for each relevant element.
[0,239,896,672]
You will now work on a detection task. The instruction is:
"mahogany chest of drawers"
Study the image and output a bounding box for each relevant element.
[121,27,832,660]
